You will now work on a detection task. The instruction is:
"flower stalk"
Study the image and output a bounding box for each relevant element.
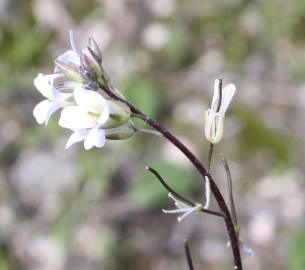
[145,166,223,218]
[184,240,195,270]
[221,154,238,232]
[99,81,243,270]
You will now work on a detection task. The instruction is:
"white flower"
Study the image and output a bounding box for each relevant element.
[204,79,236,144]
[33,73,73,125]
[59,86,110,150]
[55,49,80,68]
[162,193,202,223]
[59,85,132,150]
[59,86,110,130]
[33,30,132,150]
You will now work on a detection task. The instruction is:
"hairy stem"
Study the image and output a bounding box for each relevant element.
[99,83,242,270]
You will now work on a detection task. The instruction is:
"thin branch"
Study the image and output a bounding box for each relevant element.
[134,128,162,137]
[198,207,224,218]
[184,240,195,270]
[146,166,195,206]
[146,166,224,217]
[221,154,238,230]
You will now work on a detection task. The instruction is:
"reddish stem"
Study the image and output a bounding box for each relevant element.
[99,83,242,270]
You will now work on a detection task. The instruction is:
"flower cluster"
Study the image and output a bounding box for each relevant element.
[33,31,134,150]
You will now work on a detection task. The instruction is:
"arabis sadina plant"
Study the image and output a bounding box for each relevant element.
[33,31,253,270]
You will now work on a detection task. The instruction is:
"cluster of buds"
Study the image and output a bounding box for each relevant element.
[33,31,134,150]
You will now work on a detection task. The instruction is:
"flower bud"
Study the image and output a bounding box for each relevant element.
[88,37,102,63]
[204,110,224,144]
[81,47,103,78]
[101,100,131,128]
[55,59,83,82]
[105,123,135,140]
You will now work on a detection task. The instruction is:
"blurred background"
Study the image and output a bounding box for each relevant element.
[0,0,305,269]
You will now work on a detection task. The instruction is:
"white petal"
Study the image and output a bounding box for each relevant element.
[175,201,190,209]
[168,193,190,208]
[74,86,108,115]
[34,73,56,99]
[59,106,97,129]
[211,79,220,111]
[33,100,61,125]
[177,207,198,222]
[204,110,224,144]
[53,91,73,103]
[69,30,79,55]
[84,128,106,150]
[162,208,194,214]
[219,83,236,116]
[97,105,110,125]
[65,129,88,149]
[56,80,80,92]
[54,50,80,73]
[204,176,211,209]
[44,73,63,83]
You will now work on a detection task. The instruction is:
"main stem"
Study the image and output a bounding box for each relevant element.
[99,83,242,270]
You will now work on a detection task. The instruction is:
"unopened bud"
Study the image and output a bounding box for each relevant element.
[97,71,111,87]
[81,47,103,78]
[55,59,83,82]
[204,110,224,144]
[105,123,135,140]
[88,37,102,62]
[102,100,131,128]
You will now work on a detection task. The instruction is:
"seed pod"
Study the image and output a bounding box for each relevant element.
[105,124,135,140]
[101,100,131,129]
